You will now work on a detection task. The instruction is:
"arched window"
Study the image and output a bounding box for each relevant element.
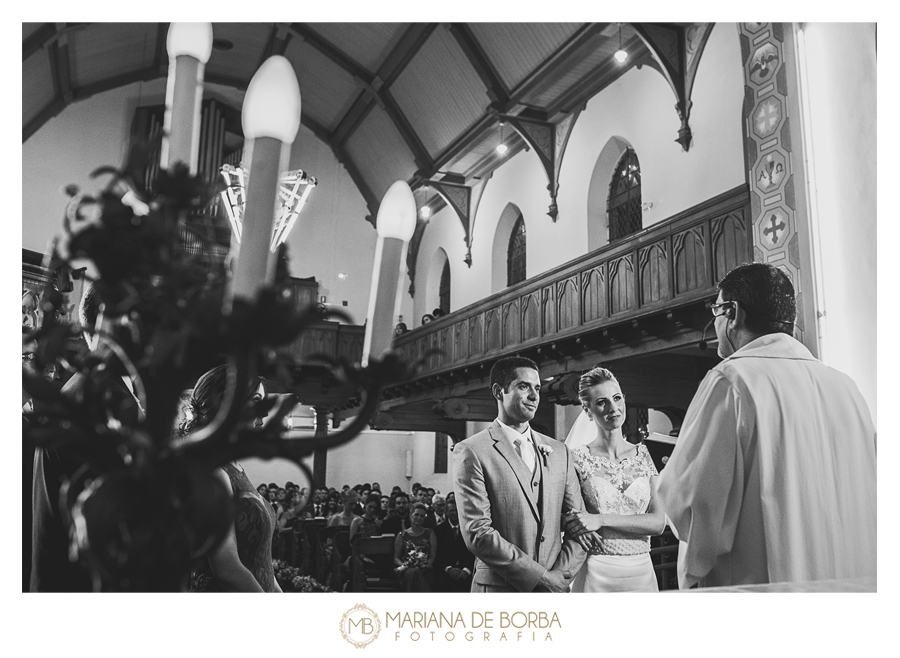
[507,214,526,286]
[438,260,451,314]
[607,148,642,241]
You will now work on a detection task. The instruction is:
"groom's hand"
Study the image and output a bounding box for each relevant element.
[539,569,572,593]
[573,533,594,551]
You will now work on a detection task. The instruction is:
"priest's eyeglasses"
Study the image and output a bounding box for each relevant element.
[710,301,735,317]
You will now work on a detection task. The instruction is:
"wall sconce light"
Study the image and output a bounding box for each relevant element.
[420,205,431,219]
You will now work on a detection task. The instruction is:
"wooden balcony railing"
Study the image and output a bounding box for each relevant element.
[284,321,365,366]
[392,185,751,379]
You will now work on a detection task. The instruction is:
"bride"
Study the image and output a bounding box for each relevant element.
[564,366,665,592]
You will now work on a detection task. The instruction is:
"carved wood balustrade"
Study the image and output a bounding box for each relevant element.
[390,185,750,391]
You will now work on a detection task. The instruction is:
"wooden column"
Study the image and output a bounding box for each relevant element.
[313,409,328,489]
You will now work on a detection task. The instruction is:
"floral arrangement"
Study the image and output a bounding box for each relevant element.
[272,559,332,592]
[396,548,429,572]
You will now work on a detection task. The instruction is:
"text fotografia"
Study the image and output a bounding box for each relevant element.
[386,611,561,642]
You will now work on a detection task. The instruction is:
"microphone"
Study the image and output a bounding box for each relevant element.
[698,317,715,351]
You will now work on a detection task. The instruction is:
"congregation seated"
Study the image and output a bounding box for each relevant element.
[327,489,360,528]
[381,492,411,534]
[323,491,340,519]
[433,497,474,592]
[242,476,454,592]
[393,503,437,592]
[350,494,383,541]
[378,495,391,519]
[425,493,446,529]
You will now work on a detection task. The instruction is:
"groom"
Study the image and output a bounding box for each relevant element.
[453,356,586,592]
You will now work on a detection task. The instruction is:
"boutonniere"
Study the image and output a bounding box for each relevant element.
[537,443,553,464]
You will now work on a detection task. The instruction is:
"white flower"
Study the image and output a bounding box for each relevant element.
[538,444,553,458]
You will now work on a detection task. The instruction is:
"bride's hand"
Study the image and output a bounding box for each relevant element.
[564,511,602,536]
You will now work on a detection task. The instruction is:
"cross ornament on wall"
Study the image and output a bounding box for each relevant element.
[763,213,786,245]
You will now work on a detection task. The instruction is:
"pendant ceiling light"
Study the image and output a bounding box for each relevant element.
[496,121,508,155]
[614,23,628,64]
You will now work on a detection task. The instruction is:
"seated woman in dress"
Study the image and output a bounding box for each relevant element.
[327,489,360,528]
[563,366,666,592]
[178,365,281,592]
[393,502,437,592]
[323,491,341,520]
[350,493,383,541]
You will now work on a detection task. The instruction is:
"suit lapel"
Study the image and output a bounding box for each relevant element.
[490,422,540,522]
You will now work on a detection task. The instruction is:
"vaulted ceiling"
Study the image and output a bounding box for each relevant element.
[23,22,713,225]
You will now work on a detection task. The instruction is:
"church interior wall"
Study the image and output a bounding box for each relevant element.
[238,428,451,493]
[412,23,747,318]
[22,79,376,326]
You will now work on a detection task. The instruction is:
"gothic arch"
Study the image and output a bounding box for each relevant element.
[423,246,450,320]
[491,203,526,293]
[586,136,633,253]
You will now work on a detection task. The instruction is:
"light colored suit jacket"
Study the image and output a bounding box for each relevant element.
[453,421,586,591]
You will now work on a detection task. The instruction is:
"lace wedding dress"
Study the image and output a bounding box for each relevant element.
[567,414,659,592]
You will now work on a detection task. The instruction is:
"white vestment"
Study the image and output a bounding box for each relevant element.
[657,334,876,589]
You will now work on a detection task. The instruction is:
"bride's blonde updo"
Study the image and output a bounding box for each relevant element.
[177,365,264,437]
[577,366,619,408]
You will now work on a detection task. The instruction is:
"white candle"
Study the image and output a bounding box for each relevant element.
[230,56,301,303]
[161,23,213,173]
[362,180,417,365]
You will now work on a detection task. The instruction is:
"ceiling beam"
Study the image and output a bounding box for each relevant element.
[332,23,439,148]
[419,113,496,181]
[447,23,509,105]
[23,23,57,60]
[331,140,381,225]
[508,22,610,106]
[298,22,439,213]
[23,97,66,142]
[331,90,374,145]
[72,66,161,102]
[378,23,438,88]
[257,23,293,70]
[288,23,376,89]
[153,23,169,75]
[202,70,252,91]
[306,119,380,223]
[465,135,528,183]
[381,89,433,171]
[50,25,73,104]
[547,39,646,117]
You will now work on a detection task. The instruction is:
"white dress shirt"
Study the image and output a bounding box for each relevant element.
[496,418,536,473]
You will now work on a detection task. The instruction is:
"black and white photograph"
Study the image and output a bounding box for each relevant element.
[17,13,888,656]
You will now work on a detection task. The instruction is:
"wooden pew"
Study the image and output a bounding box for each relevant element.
[350,534,400,592]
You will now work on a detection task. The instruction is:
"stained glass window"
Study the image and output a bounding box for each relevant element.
[507,214,526,286]
[608,149,642,241]
[438,260,450,314]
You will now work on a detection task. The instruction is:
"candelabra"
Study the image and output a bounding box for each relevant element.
[22,24,418,592]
